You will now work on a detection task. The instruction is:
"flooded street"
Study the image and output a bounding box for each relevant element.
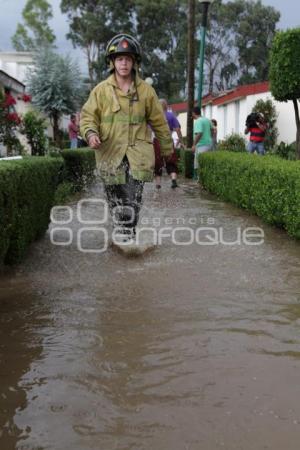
[1,178,300,450]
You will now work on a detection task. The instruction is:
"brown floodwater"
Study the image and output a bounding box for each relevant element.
[1,178,300,450]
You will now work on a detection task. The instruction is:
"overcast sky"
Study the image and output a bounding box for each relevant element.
[0,0,80,57]
[0,0,299,75]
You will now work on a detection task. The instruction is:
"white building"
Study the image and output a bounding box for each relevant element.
[0,51,69,144]
[0,69,30,157]
[0,52,34,84]
[0,52,35,155]
[0,51,76,142]
[172,82,298,145]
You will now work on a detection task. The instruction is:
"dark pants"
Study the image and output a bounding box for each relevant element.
[104,158,144,233]
[153,137,178,176]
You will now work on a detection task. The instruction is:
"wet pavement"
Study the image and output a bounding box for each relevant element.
[0,177,300,450]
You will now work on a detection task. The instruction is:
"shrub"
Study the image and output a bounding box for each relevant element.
[217,133,247,153]
[199,152,300,239]
[60,148,96,191]
[21,110,48,156]
[271,141,296,160]
[54,181,76,205]
[48,147,62,157]
[180,148,194,178]
[0,157,63,265]
[175,147,182,173]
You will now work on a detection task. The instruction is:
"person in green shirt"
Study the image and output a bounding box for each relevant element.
[192,106,213,172]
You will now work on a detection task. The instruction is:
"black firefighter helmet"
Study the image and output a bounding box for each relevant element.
[105,34,142,68]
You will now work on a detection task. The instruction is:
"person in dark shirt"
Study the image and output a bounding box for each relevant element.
[154,99,185,190]
[245,112,267,155]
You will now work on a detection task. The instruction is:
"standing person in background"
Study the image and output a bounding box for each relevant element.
[245,112,267,155]
[154,99,185,190]
[68,114,79,149]
[80,34,173,242]
[211,119,218,150]
[192,106,212,177]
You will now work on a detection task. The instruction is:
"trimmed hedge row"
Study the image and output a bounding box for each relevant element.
[199,152,300,238]
[0,149,96,265]
[60,148,96,190]
[0,157,63,265]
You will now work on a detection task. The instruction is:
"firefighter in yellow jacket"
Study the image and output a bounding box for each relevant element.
[80,33,172,241]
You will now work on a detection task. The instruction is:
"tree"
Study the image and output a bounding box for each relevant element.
[227,0,280,85]
[61,0,188,99]
[200,0,280,93]
[60,0,134,88]
[11,0,56,51]
[187,0,196,147]
[252,98,278,152]
[269,28,300,159]
[204,0,238,93]
[21,110,48,155]
[26,49,82,145]
[135,0,188,100]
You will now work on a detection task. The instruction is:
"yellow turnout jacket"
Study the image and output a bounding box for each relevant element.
[80,73,173,184]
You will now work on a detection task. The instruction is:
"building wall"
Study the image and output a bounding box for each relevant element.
[0,143,6,157]
[177,112,187,137]
[177,93,298,146]
[0,73,31,156]
[0,52,34,84]
[275,100,297,144]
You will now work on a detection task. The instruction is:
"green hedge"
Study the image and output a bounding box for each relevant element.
[0,157,63,265]
[180,148,194,178]
[217,133,247,152]
[60,148,96,191]
[199,152,300,238]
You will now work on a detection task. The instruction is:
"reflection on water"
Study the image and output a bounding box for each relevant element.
[0,178,300,450]
[0,281,43,449]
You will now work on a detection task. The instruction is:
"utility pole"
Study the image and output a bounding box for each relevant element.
[187,0,196,148]
[198,0,214,109]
